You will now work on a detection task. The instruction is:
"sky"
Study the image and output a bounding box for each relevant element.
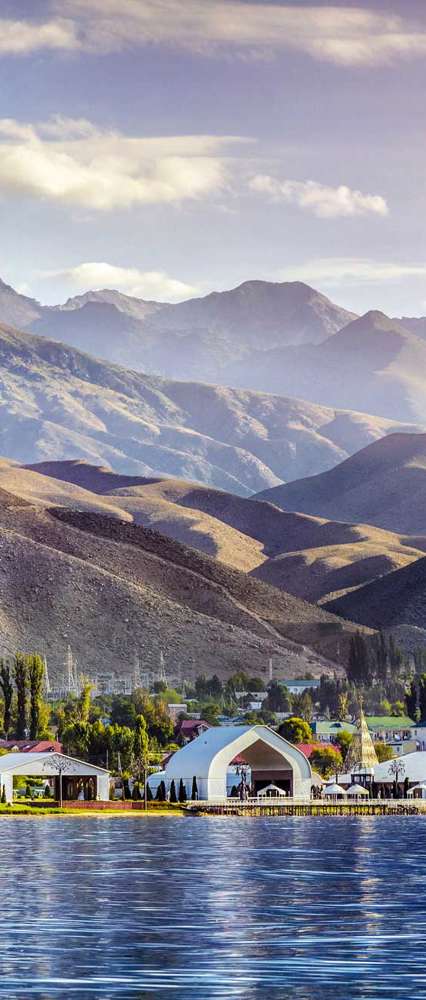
[0,0,425,314]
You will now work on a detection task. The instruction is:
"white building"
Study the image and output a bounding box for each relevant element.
[0,752,110,804]
[164,724,312,801]
[374,751,426,790]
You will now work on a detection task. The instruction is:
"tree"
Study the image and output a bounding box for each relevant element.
[337,692,350,721]
[309,745,343,778]
[156,780,166,802]
[28,654,45,739]
[278,717,312,744]
[374,742,394,763]
[348,633,371,687]
[191,775,198,801]
[292,691,314,723]
[1,785,6,804]
[0,660,13,736]
[133,714,149,780]
[146,783,153,802]
[419,674,426,723]
[169,779,177,803]
[265,681,291,713]
[77,680,93,723]
[14,653,28,739]
[405,680,418,721]
[178,779,187,803]
[334,730,353,761]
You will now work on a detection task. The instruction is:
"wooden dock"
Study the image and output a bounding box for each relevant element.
[185,797,426,817]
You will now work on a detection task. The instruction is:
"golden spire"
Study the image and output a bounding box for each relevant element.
[345,709,379,771]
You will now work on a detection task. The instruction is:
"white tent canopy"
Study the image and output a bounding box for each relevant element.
[0,752,110,803]
[323,782,346,796]
[257,783,287,797]
[165,725,312,801]
[346,783,369,796]
[407,783,426,798]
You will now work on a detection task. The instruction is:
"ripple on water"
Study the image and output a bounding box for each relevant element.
[0,815,425,999]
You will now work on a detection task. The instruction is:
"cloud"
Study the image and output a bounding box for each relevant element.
[0,117,242,210]
[0,17,78,54]
[279,257,426,287]
[43,262,199,301]
[1,3,423,68]
[249,175,388,219]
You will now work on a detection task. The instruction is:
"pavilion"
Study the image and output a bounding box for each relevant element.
[165,724,312,801]
[0,751,110,804]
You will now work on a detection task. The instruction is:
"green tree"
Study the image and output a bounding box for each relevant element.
[405,680,418,721]
[14,653,28,739]
[178,778,187,803]
[309,745,343,778]
[292,690,314,722]
[419,674,426,723]
[334,730,353,761]
[0,660,13,736]
[374,742,394,763]
[348,633,371,687]
[278,717,313,744]
[1,785,6,804]
[169,779,177,803]
[265,681,291,713]
[77,680,93,723]
[133,714,149,781]
[28,654,45,739]
[191,775,198,800]
[156,780,166,802]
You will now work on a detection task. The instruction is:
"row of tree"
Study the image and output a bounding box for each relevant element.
[0,654,47,739]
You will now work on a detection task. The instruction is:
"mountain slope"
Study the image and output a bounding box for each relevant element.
[29,279,356,381]
[0,319,417,495]
[0,479,365,682]
[228,311,426,423]
[255,433,426,535]
[22,459,426,605]
[325,557,426,631]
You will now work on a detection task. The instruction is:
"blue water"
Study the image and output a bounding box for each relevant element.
[0,815,425,999]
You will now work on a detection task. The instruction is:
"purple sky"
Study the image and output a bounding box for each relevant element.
[1,0,425,314]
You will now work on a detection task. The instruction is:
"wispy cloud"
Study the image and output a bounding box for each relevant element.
[42,261,199,301]
[249,175,388,219]
[2,3,426,67]
[0,117,243,210]
[0,17,78,54]
[279,257,426,286]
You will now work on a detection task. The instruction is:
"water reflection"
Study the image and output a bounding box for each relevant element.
[0,816,425,998]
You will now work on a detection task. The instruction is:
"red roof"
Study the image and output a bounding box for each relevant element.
[175,720,210,734]
[0,739,62,753]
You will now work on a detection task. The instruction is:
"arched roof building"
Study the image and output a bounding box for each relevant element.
[165,725,312,801]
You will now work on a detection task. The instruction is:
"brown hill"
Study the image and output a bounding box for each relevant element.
[255,433,426,535]
[325,557,426,632]
[23,459,426,605]
[0,471,367,684]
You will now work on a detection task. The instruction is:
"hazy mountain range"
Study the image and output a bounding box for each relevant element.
[0,318,417,498]
[256,433,426,535]
[2,275,426,425]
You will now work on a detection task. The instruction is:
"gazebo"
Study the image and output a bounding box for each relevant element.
[407,783,426,799]
[0,752,110,804]
[323,781,346,797]
[258,783,287,798]
[346,783,369,797]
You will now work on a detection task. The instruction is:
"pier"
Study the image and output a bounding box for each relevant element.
[185,797,426,817]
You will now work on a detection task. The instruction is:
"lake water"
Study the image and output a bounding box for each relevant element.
[0,815,425,999]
